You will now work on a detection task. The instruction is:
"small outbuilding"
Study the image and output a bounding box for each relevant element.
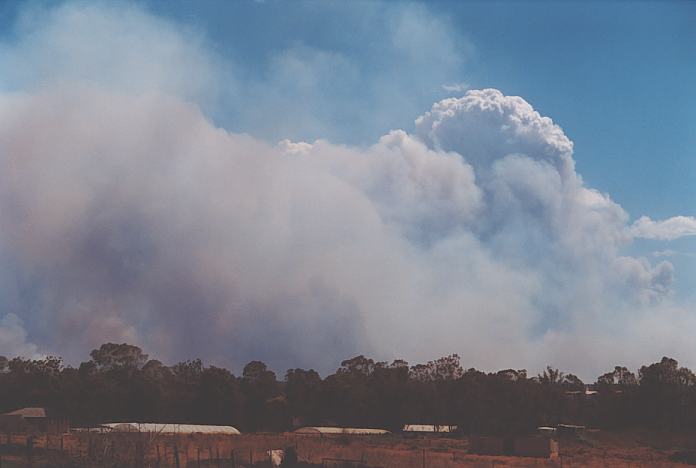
[469,435,558,459]
[469,435,508,455]
[536,426,556,437]
[514,436,559,458]
[294,427,390,436]
[0,407,69,434]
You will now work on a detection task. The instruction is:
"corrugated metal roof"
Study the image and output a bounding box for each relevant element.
[557,424,585,429]
[402,424,457,433]
[4,407,47,418]
[294,427,390,435]
[102,423,241,435]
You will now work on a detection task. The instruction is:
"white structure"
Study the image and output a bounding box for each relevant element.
[102,423,241,435]
[402,424,457,433]
[565,389,599,397]
[294,427,390,436]
[267,449,284,467]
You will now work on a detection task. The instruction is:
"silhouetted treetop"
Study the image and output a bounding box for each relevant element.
[89,343,148,371]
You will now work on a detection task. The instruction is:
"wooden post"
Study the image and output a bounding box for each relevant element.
[197,447,201,467]
[156,445,161,468]
[250,447,253,465]
[231,449,236,468]
[422,448,425,468]
[27,435,33,465]
[174,445,180,468]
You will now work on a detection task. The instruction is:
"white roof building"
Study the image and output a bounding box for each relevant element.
[102,423,241,435]
[294,427,390,435]
[402,424,457,433]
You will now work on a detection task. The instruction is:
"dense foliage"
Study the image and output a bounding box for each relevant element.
[1,344,695,434]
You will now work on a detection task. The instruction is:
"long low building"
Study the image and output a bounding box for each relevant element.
[102,423,241,435]
[294,427,390,436]
[402,424,457,433]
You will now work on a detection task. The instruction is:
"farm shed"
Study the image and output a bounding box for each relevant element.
[536,426,556,436]
[294,427,390,436]
[470,435,558,458]
[565,389,599,398]
[402,424,457,433]
[513,436,559,458]
[557,424,585,436]
[102,423,241,435]
[469,435,508,455]
[0,407,69,434]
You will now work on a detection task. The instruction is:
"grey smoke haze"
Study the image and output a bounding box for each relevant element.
[0,2,694,380]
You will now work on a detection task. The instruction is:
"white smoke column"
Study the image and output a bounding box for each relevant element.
[0,314,39,358]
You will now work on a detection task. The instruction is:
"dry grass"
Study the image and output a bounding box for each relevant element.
[1,431,694,467]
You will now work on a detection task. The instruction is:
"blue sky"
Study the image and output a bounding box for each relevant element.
[0,0,694,374]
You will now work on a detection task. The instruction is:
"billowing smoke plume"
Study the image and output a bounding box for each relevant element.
[0,2,693,379]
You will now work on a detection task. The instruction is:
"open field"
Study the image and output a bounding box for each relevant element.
[2,431,696,467]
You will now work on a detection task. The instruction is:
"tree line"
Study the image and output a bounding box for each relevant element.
[1,343,695,434]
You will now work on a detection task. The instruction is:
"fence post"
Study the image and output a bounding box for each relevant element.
[135,438,145,468]
[27,435,33,464]
[197,447,201,467]
[174,445,180,468]
[231,449,236,468]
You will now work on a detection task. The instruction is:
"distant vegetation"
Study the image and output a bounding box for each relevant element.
[1,343,695,434]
